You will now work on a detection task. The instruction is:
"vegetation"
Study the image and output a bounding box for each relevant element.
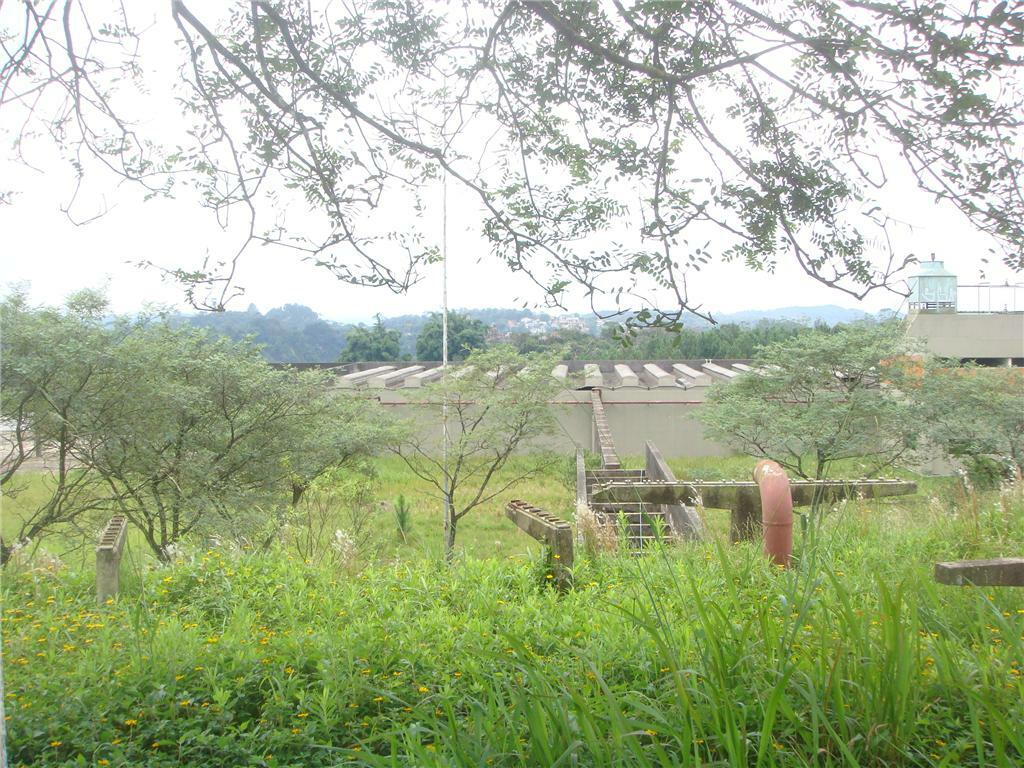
[415,312,489,362]
[391,346,563,555]
[7,3,1021,322]
[173,304,350,363]
[0,293,390,562]
[918,365,1024,485]
[3,480,1021,767]
[339,316,402,363]
[699,321,922,480]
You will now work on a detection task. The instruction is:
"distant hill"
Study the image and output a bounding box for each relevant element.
[709,305,876,326]
[172,304,353,363]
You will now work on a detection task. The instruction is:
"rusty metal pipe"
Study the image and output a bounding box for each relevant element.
[753,460,793,568]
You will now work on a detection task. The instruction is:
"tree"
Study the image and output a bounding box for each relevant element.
[390,346,562,556]
[1,294,388,561]
[416,312,487,361]
[698,321,922,480]
[918,365,1024,484]
[0,289,116,561]
[339,316,401,362]
[4,2,1021,323]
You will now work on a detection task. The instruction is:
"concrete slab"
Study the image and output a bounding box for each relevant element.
[368,365,425,388]
[339,365,395,388]
[642,363,674,386]
[702,361,737,379]
[614,364,639,387]
[584,363,603,388]
[405,368,443,387]
[672,363,710,385]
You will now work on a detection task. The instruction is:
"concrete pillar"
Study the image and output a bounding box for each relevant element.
[96,516,128,604]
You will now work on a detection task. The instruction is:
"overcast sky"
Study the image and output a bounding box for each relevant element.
[2,2,1019,324]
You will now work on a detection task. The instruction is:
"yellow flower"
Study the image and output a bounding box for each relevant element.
[50,740,62,747]
[373,696,385,702]
[99,760,110,766]
[296,712,309,718]
[418,686,429,693]
[124,719,138,726]
[291,727,301,734]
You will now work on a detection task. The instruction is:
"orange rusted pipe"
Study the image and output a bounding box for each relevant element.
[754,459,793,568]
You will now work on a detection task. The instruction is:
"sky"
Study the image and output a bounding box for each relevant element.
[1,2,1020,324]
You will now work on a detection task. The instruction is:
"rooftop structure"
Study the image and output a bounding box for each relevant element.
[906,260,1024,364]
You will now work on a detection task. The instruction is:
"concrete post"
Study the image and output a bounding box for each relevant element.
[505,500,574,591]
[96,516,128,604]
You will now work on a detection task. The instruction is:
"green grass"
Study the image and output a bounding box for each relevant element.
[2,475,1022,767]
[2,453,952,567]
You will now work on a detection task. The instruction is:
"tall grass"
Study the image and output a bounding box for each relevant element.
[3,480,1022,767]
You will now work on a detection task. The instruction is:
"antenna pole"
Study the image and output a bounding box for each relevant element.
[442,166,451,553]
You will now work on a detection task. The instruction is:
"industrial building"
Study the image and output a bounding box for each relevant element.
[906,260,1023,365]
[333,359,749,458]
[320,259,1022,460]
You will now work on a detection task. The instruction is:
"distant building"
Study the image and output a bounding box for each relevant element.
[521,317,550,334]
[906,259,1023,365]
[552,315,586,332]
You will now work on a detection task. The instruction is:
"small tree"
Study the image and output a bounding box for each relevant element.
[918,365,1024,484]
[391,346,562,556]
[699,322,922,480]
[339,316,401,362]
[415,312,487,361]
[0,290,118,561]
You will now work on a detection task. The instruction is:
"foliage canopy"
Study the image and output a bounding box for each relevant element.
[3,2,1022,323]
[699,321,922,479]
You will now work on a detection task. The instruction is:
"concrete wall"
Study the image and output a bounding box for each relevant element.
[376,385,731,459]
[907,311,1024,361]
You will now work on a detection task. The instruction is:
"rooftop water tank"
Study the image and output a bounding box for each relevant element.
[909,259,957,311]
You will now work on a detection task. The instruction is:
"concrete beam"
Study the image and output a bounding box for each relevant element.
[591,479,917,507]
[702,361,737,379]
[672,363,710,385]
[592,478,916,541]
[404,368,443,387]
[339,365,395,388]
[731,363,754,373]
[368,365,425,388]
[551,364,569,381]
[614,364,639,387]
[642,363,674,387]
[505,500,574,590]
[935,558,1024,586]
[583,363,603,388]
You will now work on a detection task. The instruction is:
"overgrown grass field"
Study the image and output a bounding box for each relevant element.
[2,459,1022,767]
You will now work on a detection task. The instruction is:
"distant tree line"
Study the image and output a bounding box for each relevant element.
[176,302,831,364]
